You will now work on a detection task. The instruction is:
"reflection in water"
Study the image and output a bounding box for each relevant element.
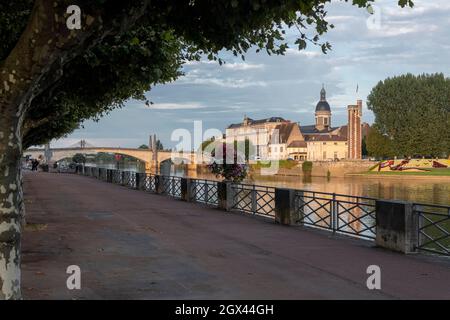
[87,162,450,206]
[246,175,450,206]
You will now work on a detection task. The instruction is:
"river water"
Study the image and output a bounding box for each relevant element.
[86,161,450,206]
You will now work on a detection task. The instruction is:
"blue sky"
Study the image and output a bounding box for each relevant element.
[53,0,450,149]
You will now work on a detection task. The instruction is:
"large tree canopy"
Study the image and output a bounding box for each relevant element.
[0,0,413,299]
[1,0,416,148]
[367,73,450,158]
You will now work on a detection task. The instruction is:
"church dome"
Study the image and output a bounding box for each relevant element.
[315,85,331,112]
[315,100,331,112]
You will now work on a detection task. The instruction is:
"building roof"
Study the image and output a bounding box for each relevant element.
[304,134,347,142]
[287,141,307,148]
[273,122,298,143]
[315,100,331,112]
[300,124,339,135]
[227,116,288,129]
[316,85,331,112]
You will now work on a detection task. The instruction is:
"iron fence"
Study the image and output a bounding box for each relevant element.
[142,173,157,193]
[190,179,219,206]
[294,191,377,240]
[76,165,450,255]
[231,184,276,218]
[415,203,450,256]
[122,171,136,188]
[160,175,182,198]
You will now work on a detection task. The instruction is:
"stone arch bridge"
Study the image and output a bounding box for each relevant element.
[24,147,203,172]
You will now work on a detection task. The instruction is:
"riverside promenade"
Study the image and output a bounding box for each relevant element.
[22,172,450,299]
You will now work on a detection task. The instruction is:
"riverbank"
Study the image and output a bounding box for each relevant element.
[348,171,450,181]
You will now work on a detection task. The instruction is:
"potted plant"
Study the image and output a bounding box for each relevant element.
[207,142,248,182]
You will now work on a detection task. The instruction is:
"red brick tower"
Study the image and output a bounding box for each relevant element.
[347,100,362,159]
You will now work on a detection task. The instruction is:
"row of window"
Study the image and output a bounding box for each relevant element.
[269,146,283,153]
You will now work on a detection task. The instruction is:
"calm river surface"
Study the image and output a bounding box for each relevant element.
[87,162,450,206]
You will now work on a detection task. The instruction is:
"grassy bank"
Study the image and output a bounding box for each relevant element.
[365,168,450,176]
[251,160,298,170]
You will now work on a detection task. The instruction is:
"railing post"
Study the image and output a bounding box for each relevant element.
[251,185,257,214]
[181,178,191,201]
[226,182,235,211]
[135,173,141,190]
[218,182,229,211]
[171,177,175,196]
[375,200,418,254]
[204,182,209,203]
[155,175,164,194]
[296,190,304,225]
[332,193,337,233]
[275,188,296,225]
[121,171,125,186]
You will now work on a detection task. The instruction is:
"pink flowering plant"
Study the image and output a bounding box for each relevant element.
[207,142,248,182]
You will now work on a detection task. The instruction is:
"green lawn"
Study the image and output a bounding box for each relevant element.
[366,168,450,176]
[252,160,298,170]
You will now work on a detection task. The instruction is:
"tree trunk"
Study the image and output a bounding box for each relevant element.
[0,111,24,300]
[0,0,150,299]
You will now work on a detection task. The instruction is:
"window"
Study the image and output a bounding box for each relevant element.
[323,142,327,145]
[280,147,283,152]
[334,152,338,159]
[323,151,327,160]
[324,118,328,125]
[334,142,338,145]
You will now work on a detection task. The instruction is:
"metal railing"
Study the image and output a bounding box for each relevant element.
[295,191,377,240]
[76,165,450,256]
[190,179,219,206]
[160,175,182,198]
[415,203,450,256]
[142,173,157,193]
[231,184,276,218]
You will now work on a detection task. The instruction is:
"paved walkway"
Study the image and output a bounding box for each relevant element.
[22,172,450,299]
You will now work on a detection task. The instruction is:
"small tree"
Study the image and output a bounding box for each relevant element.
[366,126,396,159]
[302,161,313,175]
[156,140,164,151]
[72,153,87,164]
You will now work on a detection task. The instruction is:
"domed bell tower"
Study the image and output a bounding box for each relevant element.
[315,85,332,131]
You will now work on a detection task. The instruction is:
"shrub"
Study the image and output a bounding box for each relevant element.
[302,161,313,174]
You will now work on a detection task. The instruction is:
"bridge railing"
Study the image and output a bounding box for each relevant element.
[76,165,450,256]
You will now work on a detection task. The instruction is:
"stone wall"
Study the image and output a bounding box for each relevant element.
[260,160,377,178]
[197,160,377,178]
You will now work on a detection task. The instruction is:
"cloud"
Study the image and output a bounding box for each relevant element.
[285,48,322,58]
[182,60,217,66]
[178,76,267,88]
[223,62,265,70]
[369,23,438,38]
[146,102,206,110]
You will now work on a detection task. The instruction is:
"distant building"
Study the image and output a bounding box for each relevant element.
[225,86,367,161]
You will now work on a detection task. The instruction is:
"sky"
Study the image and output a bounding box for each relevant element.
[53,0,450,149]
